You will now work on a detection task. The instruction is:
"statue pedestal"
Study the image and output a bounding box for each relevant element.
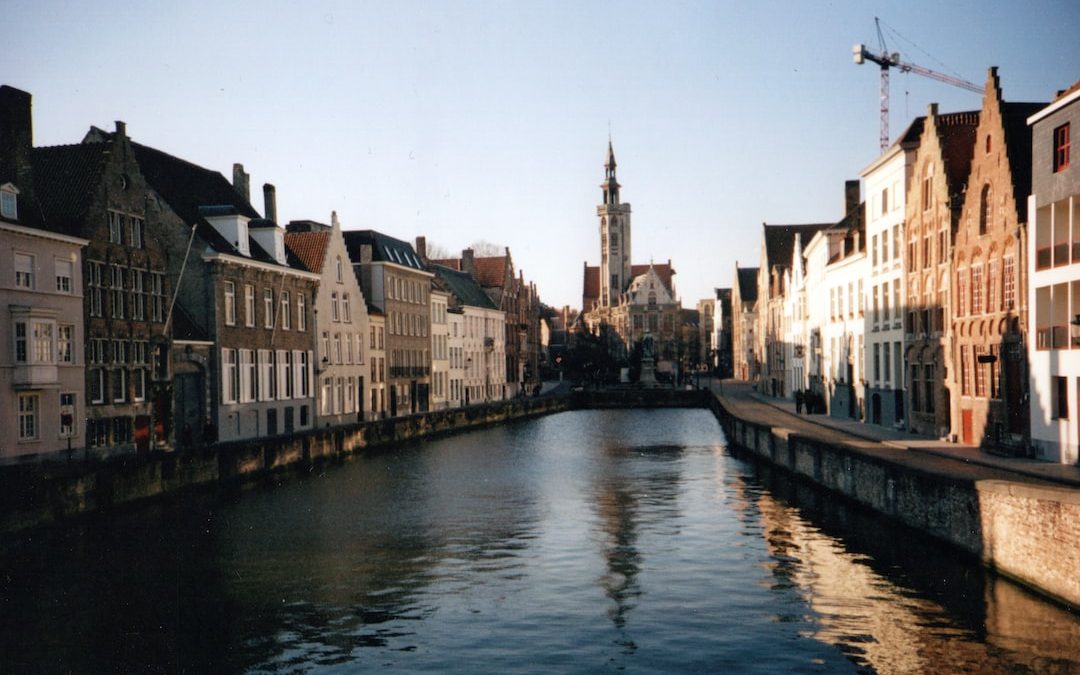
[639,356,658,388]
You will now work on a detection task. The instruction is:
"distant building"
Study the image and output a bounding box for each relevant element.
[581,143,681,375]
[732,265,759,381]
[1028,79,1079,463]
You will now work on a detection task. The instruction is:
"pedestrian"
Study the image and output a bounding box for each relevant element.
[795,390,803,414]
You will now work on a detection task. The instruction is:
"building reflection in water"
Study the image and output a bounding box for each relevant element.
[741,464,1080,674]
[590,442,686,650]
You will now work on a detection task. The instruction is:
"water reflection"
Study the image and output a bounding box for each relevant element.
[1,410,1078,673]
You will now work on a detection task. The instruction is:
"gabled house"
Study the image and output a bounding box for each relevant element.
[286,212,371,427]
[732,265,759,381]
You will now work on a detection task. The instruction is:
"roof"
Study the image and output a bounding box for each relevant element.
[631,263,673,292]
[1000,101,1048,223]
[581,261,675,310]
[583,265,599,308]
[283,230,330,274]
[932,110,981,200]
[429,263,497,310]
[473,256,508,288]
[763,223,830,269]
[736,267,758,303]
[342,230,426,270]
[30,143,109,235]
[171,303,211,342]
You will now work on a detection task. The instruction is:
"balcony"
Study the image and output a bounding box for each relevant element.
[12,363,58,389]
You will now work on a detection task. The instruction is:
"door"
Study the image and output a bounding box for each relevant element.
[962,409,974,445]
[872,394,881,425]
[174,372,203,447]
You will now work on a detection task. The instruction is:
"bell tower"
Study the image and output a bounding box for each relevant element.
[597,140,632,308]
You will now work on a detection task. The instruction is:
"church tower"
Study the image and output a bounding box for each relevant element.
[597,141,632,308]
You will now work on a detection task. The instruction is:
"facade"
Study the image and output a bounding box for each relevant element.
[367,308,386,419]
[950,69,1044,451]
[820,209,867,419]
[732,265,759,381]
[447,309,465,408]
[28,121,176,453]
[715,288,733,378]
[286,212,371,428]
[0,180,89,458]
[1029,80,1080,463]
[581,143,682,375]
[757,222,831,397]
[861,119,922,429]
[904,104,980,439]
[430,286,450,409]
[123,142,319,445]
[697,297,714,369]
[344,231,433,417]
[430,263,507,404]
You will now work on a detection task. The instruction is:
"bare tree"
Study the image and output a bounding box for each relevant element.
[425,241,451,260]
[469,240,505,256]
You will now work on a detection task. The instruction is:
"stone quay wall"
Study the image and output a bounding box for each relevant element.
[709,394,1080,610]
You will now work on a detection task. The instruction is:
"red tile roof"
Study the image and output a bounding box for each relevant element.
[473,256,509,288]
[284,231,330,274]
[582,262,676,311]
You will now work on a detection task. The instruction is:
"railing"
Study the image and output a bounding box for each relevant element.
[1036,326,1069,350]
[1036,246,1052,270]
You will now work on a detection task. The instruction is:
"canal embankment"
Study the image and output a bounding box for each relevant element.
[709,381,1080,611]
[0,388,707,535]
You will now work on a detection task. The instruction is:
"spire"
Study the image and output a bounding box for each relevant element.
[605,140,616,171]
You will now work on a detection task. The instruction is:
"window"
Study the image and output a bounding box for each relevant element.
[974,347,987,398]
[333,333,342,364]
[112,365,127,403]
[281,291,290,330]
[53,258,73,293]
[0,184,17,219]
[222,348,238,404]
[224,281,236,325]
[321,378,332,415]
[343,293,351,323]
[978,184,992,236]
[283,351,294,399]
[245,285,256,327]
[18,394,38,441]
[150,272,166,322]
[110,265,125,318]
[258,349,274,401]
[299,351,310,398]
[108,211,123,245]
[89,262,104,317]
[264,289,274,328]
[13,321,27,363]
[331,292,340,321]
[58,324,74,363]
[1003,257,1016,310]
[33,322,53,363]
[336,257,343,283]
[129,215,144,249]
[1054,123,1071,173]
[297,293,306,331]
[133,367,146,402]
[1053,376,1068,419]
[971,265,983,315]
[59,392,76,438]
[241,349,257,403]
[14,252,33,288]
[131,270,146,320]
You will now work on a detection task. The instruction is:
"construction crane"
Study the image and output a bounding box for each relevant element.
[854,18,982,153]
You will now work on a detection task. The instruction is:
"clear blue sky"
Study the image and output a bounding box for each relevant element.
[6,1,1079,310]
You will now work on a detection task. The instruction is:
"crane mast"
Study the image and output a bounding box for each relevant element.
[853,18,981,153]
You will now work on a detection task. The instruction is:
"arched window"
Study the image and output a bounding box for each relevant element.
[648,291,657,306]
[336,256,343,282]
[979,184,992,235]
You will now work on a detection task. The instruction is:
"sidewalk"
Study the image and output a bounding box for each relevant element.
[709,379,1080,489]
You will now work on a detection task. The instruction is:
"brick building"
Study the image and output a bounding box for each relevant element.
[950,68,1045,450]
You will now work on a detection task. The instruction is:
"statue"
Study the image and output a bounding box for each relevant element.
[642,332,654,359]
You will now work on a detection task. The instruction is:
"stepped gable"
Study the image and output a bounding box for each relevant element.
[933,110,981,201]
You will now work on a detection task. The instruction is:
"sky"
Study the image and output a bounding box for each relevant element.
[6,1,1080,310]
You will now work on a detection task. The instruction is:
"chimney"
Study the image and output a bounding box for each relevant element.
[415,236,427,261]
[0,86,33,199]
[263,183,277,222]
[844,180,860,217]
[360,244,373,264]
[462,248,475,275]
[331,210,339,230]
[233,163,250,201]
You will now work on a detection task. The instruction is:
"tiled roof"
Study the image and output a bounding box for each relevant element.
[30,143,109,235]
[283,231,329,274]
[342,230,426,270]
[1055,79,1080,102]
[430,263,497,310]
[473,256,508,288]
[763,223,830,269]
[631,263,673,293]
[736,267,759,303]
[431,258,461,270]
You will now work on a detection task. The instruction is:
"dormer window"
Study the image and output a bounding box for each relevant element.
[0,183,18,220]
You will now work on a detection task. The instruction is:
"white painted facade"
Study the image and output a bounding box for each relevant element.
[430,288,450,410]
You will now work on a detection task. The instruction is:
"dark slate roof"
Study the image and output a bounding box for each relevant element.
[127,140,306,270]
[342,229,426,270]
[736,267,758,303]
[1001,101,1049,223]
[763,223,830,269]
[429,264,497,310]
[30,143,109,235]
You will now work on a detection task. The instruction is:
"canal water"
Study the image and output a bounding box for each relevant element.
[2,408,1079,673]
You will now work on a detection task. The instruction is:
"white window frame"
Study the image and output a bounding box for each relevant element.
[18,393,38,441]
[297,293,306,331]
[281,291,290,330]
[245,285,256,327]
[264,289,274,328]
[14,252,33,289]
[224,281,237,326]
